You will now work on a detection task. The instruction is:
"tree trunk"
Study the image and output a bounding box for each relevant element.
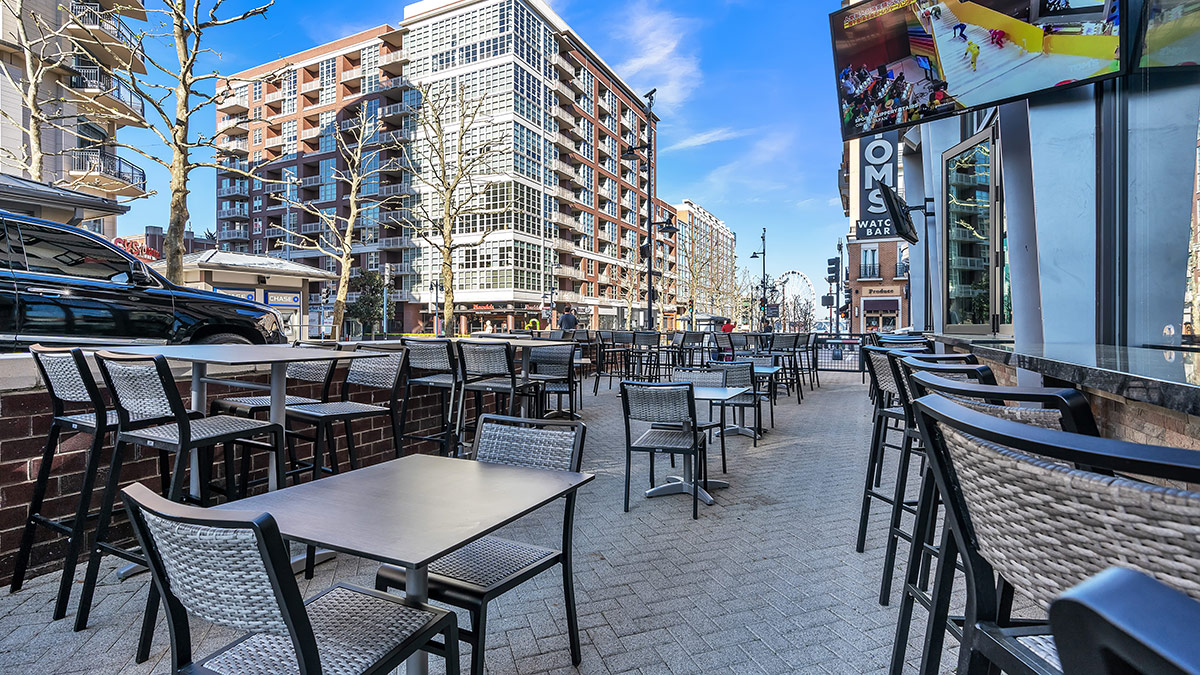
[165,150,189,283]
[331,254,352,340]
[441,247,454,337]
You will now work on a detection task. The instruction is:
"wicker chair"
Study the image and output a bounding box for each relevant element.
[78,351,286,637]
[620,381,708,519]
[911,393,1200,675]
[12,346,174,621]
[592,331,623,395]
[399,337,460,457]
[749,355,781,428]
[713,331,734,362]
[456,341,539,443]
[630,331,662,380]
[376,415,585,675]
[1050,567,1200,675]
[763,333,803,403]
[706,360,762,448]
[121,482,459,675]
[528,343,578,419]
[670,367,727,471]
[681,331,706,367]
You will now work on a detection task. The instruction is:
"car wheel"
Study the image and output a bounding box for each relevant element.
[194,332,253,345]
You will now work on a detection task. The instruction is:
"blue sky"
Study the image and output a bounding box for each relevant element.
[119,0,847,301]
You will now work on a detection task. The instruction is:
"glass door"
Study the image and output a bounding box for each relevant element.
[942,127,1010,334]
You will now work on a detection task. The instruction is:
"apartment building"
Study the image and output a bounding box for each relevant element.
[673,199,737,321]
[0,0,149,237]
[216,0,678,333]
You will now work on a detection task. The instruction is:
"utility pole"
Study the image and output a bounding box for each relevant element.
[382,264,392,336]
[623,89,677,331]
[750,228,766,328]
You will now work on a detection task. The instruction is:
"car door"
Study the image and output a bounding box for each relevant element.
[0,222,17,350]
[10,218,175,347]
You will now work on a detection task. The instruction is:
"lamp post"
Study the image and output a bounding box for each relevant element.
[749,228,767,329]
[544,263,562,329]
[621,88,677,331]
[428,279,443,337]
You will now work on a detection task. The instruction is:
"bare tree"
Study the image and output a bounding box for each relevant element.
[396,81,510,335]
[0,1,68,179]
[59,0,274,282]
[679,223,718,322]
[271,108,402,337]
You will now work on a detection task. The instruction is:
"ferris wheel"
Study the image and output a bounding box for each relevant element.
[774,270,817,329]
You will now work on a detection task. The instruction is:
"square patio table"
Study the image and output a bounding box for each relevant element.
[216,453,594,675]
[646,385,746,505]
[357,337,576,383]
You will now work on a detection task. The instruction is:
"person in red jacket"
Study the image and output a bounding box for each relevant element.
[721,318,735,333]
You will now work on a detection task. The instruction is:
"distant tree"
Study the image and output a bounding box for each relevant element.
[346,271,396,332]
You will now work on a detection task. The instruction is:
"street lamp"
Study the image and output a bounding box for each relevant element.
[749,227,767,329]
[622,88,678,330]
[428,279,443,337]
[544,262,562,328]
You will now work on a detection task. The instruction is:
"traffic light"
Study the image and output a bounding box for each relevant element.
[826,257,841,285]
[758,296,768,313]
[320,286,330,304]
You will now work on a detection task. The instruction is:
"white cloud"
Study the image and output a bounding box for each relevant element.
[662,127,752,153]
[827,197,843,208]
[699,130,796,200]
[614,4,701,112]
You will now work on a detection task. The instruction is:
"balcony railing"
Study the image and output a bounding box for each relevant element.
[217,183,249,198]
[859,263,881,279]
[69,3,142,57]
[217,206,249,221]
[217,228,248,240]
[70,147,145,190]
[70,65,144,117]
[896,261,909,278]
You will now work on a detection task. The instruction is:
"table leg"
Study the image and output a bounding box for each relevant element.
[406,564,430,675]
[645,451,727,504]
[189,363,207,498]
[268,362,286,492]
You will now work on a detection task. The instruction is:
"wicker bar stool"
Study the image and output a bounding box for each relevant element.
[762,333,802,403]
[910,393,1200,675]
[399,337,460,457]
[527,344,578,419]
[376,415,585,675]
[456,341,539,443]
[122,482,460,674]
[621,381,709,519]
[706,360,762,450]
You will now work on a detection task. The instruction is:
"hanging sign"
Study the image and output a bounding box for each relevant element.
[855,131,899,240]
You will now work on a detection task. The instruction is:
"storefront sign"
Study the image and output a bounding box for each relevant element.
[856,131,900,240]
[113,237,160,261]
[866,287,900,295]
[266,291,301,307]
[214,287,257,302]
[471,304,495,311]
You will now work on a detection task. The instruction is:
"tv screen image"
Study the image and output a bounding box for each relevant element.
[831,0,1121,140]
[1139,0,1200,68]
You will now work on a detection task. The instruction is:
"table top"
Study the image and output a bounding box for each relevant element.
[215,454,594,568]
[693,386,750,402]
[356,337,576,349]
[103,344,388,365]
[754,366,782,375]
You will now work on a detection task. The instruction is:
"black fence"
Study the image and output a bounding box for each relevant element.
[814,333,865,374]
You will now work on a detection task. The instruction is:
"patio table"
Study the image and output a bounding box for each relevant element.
[646,385,746,505]
[356,337,576,383]
[216,453,594,675]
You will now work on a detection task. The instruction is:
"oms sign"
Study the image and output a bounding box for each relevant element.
[856,131,899,240]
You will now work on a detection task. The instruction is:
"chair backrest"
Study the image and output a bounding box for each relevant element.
[713,332,733,352]
[94,351,188,427]
[862,345,903,399]
[750,355,779,368]
[669,332,685,346]
[633,331,659,347]
[401,337,455,373]
[770,333,799,351]
[30,345,105,416]
[913,394,1200,620]
[472,414,584,472]
[729,333,748,349]
[529,343,575,380]
[706,360,755,391]
[549,330,565,340]
[343,347,406,395]
[1050,567,1200,675]
[907,368,1098,435]
[682,331,704,346]
[620,381,695,424]
[671,367,726,388]
[121,482,320,673]
[457,340,515,378]
[613,331,634,345]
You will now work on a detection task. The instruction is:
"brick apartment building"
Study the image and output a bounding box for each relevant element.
[214,0,677,333]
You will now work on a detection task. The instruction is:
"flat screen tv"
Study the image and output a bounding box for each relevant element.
[831,0,1122,140]
[878,181,921,244]
[1137,0,1200,68]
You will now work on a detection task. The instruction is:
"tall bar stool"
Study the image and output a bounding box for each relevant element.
[630,331,662,380]
[78,351,285,638]
[527,343,577,419]
[11,346,167,621]
[763,333,802,403]
[456,341,538,443]
[399,337,460,457]
[855,345,913,553]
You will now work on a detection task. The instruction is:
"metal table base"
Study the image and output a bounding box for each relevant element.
[644,454,728,504]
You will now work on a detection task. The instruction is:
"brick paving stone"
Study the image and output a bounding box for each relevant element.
[0,371,967,673]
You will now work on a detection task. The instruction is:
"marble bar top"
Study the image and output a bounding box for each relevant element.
[935,337,1200,417]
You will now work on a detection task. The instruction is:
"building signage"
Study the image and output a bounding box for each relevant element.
[856,131,900,241]
[266,292,301,307]
[765,303,780,318]
[866,287,900,296]
[113,237,160,262]
[214,287,257,302]
[471,304,495,311]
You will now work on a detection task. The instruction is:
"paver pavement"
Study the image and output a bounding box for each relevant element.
[0,371,958,673]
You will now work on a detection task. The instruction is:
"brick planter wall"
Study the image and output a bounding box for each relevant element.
[0,368,497,587]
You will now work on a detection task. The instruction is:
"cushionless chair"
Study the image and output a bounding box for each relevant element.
[376,415,585,675]
[80,351,287,637]
[528,343,578,419]
[621,381,708,519]
[399,338,460,457]
[707,360,762,449]
[122,482,460,674]
[911,393,1200,675]
[1050,567,1200,675]
[455,340,538,444]
[670,367,728,471]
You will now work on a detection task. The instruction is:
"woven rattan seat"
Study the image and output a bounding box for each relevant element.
[285,401,390,419]
[463,376,524,393]
[411,372,457,387]
[59,409,121,428]
[632,428,698,450]
[220,394,320,408]
[1014,635,1061,671]
[122,415,276,448]
[201,585,439,675]
[426,536,557,590]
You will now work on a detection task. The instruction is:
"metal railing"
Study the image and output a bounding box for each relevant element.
[70,65,144,117]
[70,148,145,190]
[859,262,880,279]
[896,261,909,278]
[217,183,249,198]
[216,207,249,221]
[217,228,248,240]
[69,3,142,57]
[813,334,865,373]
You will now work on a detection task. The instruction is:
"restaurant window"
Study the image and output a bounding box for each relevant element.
[859,245,878,279]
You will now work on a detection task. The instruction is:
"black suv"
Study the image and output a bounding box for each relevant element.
[0,211,286,350]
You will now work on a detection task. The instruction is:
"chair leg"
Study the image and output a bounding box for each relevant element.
[919,525,959,675]
[692,455,699,520]
[470,603,488,675]
[311,423,326,481]
[623,449,632,513]
[343,419,359,470]
[649,453,655,488]
[880,433,916,605]
[75,440,128,632]
[52,427,107,621]
[136,583,159,663]
[389,410,403,459]
[11,424,61,595]
[324,423,340,475]
[856,411,887,553]
[443,618,461,675]
[562,559,581,666]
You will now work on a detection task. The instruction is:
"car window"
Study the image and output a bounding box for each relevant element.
[0,222,11,270]
[11,220,133,283]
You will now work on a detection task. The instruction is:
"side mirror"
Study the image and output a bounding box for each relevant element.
[130,265,154,286]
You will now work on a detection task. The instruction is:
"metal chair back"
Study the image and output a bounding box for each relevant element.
[633,331,659,348]
[457,341,516,379]
[907,368,1098,435]
[30,345,106,422]
[401,337,456,374]
[93,351,188,430]
[343,346,406,397]
[671,367,725,388]
[472,414,584,473]
[620,381,695,425]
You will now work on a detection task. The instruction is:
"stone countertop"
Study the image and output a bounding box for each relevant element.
[927,333,1015,350]
[951,341,1200,417]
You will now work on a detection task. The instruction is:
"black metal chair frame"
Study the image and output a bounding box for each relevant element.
[399,338,461,457]
[375,414,585,675]
[527,343,579,419]
[620,381,708,520]
[455,340,539,441]
[705,359,763,448]
[122,482,460,675]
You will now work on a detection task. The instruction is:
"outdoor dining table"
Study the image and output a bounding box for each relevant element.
[215,453,594,675]
[360,336,576,383]
[646,385,747,505]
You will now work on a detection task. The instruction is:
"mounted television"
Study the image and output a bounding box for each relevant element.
[878,180,921,244]
[831,0,1122,140]
[1137,0,1200,68]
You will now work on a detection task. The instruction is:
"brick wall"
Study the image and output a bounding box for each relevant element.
[0,369,497,587]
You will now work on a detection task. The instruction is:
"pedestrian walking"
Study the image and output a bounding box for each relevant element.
[558,306,578,330]
[952,22,967,40]
[964,40,980,71]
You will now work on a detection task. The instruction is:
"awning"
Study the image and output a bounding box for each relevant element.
[864,299,899,313]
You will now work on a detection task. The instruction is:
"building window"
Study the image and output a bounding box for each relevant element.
[859,245,879,279]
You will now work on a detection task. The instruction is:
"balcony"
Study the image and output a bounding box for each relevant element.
[300,80,321,94]
[217,183,249,199]
[378,236,416,251]
[217,227,249,241]
[262,182,288,194]
[551,54,573,77]
[380,101,415,120]
[341,67,363,83]
[300,222,326,234]
[379,182,416,198]
[552,132,575,151]
[380,129,411,145]
[859,262,881,279]
[550,105,573,125]
[563,122,585,141]
[220,115,250,136]
[380,157,412,175]
[552,160,576,179]
[67,65,146,126]
[381,50,409,75]
[217,206,249,222]
[597,96,612,115]
[265,227,290,239]
[896,261,909,278]
[218,158,248,175]
[66,3,145,73]
[68,147,146,197]
[552,78,572,101]
[218,137,249,156]
[550,212,577,229]
[216,90,249,114]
